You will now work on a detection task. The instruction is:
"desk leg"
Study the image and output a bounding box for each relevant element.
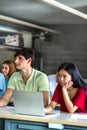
[0,119,4,130]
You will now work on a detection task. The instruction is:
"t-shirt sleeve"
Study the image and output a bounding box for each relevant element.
[0,73,5,91]
[73,88,86,109]
[0,73,6,96]
[37,73,49,91]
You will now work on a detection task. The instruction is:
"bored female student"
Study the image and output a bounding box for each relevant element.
[45,63,87,113]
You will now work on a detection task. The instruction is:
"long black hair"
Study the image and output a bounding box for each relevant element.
[58,63,87,88]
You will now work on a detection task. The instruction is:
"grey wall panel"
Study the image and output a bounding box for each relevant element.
[0,49,15,67]
[34,24,87,78]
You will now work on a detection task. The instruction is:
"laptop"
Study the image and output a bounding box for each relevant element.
[13,90,45,116]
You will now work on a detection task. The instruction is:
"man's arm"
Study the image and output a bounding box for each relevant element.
[42,91,49,107]
[0,88,13,107]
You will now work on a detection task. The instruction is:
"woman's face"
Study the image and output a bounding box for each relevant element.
[1,63,10,77]
[57,69,72,87]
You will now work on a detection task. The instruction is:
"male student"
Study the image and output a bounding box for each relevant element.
[0,48,49,107]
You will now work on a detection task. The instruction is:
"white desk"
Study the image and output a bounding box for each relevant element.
[0,106,87,130]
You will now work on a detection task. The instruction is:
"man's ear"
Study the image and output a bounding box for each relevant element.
[27,58,32,63]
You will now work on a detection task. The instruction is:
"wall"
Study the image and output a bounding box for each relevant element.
[0,49,15,67]
[34,24,87,78]
[0,31,32,67]
[0,24,87,78]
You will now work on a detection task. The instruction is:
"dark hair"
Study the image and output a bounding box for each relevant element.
[14,48,35,63]
[58,63,87,88]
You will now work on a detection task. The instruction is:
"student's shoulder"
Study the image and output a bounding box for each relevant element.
[11,71,21,77]
[33,68,47,77]
[33,69,46,75]
[78,87,86,95]
[0,72,4,76]
[0,72,5,78]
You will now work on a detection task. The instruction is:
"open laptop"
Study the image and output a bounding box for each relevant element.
[13,91,45,116]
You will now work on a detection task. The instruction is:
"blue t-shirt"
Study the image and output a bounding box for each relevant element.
[0,73,6,97]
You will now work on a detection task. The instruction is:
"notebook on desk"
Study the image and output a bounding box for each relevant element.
[13,91,45,116]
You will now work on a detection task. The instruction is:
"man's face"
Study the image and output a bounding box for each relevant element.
[15,55,28,70]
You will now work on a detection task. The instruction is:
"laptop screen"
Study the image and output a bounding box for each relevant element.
[13,91,45,116]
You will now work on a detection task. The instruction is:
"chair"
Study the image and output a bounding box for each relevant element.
[48,74,58,97]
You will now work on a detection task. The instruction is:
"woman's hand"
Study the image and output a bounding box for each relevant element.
[62,80,73,90]
[62,81,78,113]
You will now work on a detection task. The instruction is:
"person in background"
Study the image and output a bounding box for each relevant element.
[0,48,49,107]
[45,63,87,113]
[0,73,5,97]
[1,60,16,89]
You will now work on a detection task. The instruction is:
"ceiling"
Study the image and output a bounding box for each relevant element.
[0,0,87,34]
